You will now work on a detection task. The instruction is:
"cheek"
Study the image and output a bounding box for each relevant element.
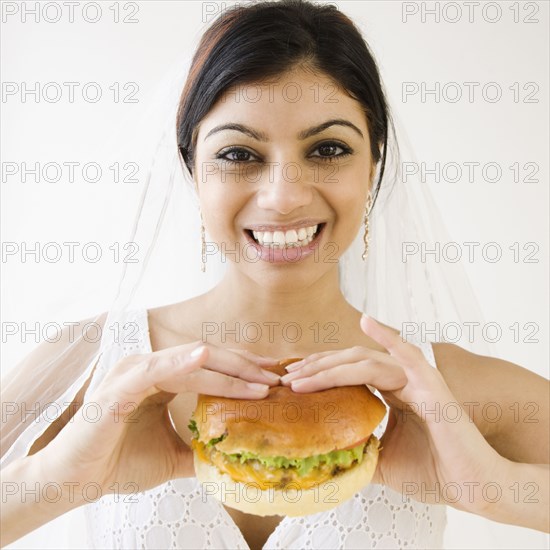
[331,184,368,231]
[200,188,245,238]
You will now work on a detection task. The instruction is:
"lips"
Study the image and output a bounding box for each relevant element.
[243,223,326,263]
[248,223,323,247]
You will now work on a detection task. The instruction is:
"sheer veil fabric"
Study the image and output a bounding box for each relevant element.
[1,5,493,549]
[0,47,491,467]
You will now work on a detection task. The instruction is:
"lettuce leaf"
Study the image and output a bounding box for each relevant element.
[188,419,199,438]
[188,418,227,447]
[188,416,367,476]
[224,443,366,476]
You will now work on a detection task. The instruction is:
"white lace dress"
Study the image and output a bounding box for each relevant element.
[79,309,447,549]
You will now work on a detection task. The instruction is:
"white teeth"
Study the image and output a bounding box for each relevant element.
[273,231,286,246]
[285,229,298,243]
[249,224,321,247]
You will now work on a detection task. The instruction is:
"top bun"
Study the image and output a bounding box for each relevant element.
[194,357,387,457]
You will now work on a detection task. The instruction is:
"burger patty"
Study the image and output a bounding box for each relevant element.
[192,436,378,490]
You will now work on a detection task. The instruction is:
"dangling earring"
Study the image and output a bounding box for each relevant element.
[362,192,373,261]
[200,210,206,273]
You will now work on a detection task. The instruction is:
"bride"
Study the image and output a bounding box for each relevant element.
[2,1,548,548]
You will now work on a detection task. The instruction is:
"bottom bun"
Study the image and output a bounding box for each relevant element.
[193,436,380,517]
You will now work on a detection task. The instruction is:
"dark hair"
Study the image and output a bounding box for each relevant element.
[176,0,394,208]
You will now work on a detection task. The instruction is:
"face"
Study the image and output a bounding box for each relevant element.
[193,64,374,287]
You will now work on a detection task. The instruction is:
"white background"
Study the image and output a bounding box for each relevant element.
[1,1,548,548]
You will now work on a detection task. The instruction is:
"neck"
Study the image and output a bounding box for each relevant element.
[200,264,361,355]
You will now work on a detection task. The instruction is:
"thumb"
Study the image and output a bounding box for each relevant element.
[360,314,398,351]
[359,312,371,335]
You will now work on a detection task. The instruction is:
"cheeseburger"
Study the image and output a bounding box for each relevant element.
[189,358,387,516]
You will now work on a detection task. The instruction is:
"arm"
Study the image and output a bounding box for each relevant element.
[0,454,87,547]
[1,376,96,547]
[1,314,106,547]
[432,342,550,464]
[283,316,550,532]
[1,339,279,546]
[482,460,549,532]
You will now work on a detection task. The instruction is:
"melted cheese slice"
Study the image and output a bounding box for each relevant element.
[193,440,355,490]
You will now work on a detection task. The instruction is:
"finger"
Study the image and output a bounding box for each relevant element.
[289,360,406,393]
[94,344,209,405]
[168,368,270,399]
[151,343,280,384]
[201,346,280,384]
[361,315,427,369]
[284,355,334,372]
[281,348,397,384]
[226,348,280,365]
[283,349,345,372]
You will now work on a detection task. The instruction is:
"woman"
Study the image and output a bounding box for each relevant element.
[1,0,548,548]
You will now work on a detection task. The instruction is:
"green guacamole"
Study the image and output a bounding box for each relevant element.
[188,418,366,477]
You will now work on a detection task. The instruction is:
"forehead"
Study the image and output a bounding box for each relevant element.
[195,65,369,142]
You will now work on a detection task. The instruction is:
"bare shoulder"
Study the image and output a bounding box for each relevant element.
[431,341,548,391]
[431,342,549,463]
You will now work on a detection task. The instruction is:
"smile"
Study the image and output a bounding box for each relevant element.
[243,223,326,263]
[247,223,323,247]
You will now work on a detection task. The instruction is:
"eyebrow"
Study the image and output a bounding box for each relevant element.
[203,118,364,141]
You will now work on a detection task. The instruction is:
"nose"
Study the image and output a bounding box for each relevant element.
[255,161,314,215]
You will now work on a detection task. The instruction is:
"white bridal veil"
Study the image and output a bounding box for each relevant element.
[1,3,514,550]
[0,47,491,474]
[0,11,492,473]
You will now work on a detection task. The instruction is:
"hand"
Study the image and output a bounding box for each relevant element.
[280,315,505,516]
[37,342,280,504]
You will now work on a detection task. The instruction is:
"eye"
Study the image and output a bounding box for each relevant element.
[215,147,259,164]
[309,141,353,162]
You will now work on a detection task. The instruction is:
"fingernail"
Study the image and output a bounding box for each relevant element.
[262,370,280,382]
[247,382,269,392]
[285,360,304,372]
[258,356,280,364]
[280,372,300,384]
[190,345,205,358]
